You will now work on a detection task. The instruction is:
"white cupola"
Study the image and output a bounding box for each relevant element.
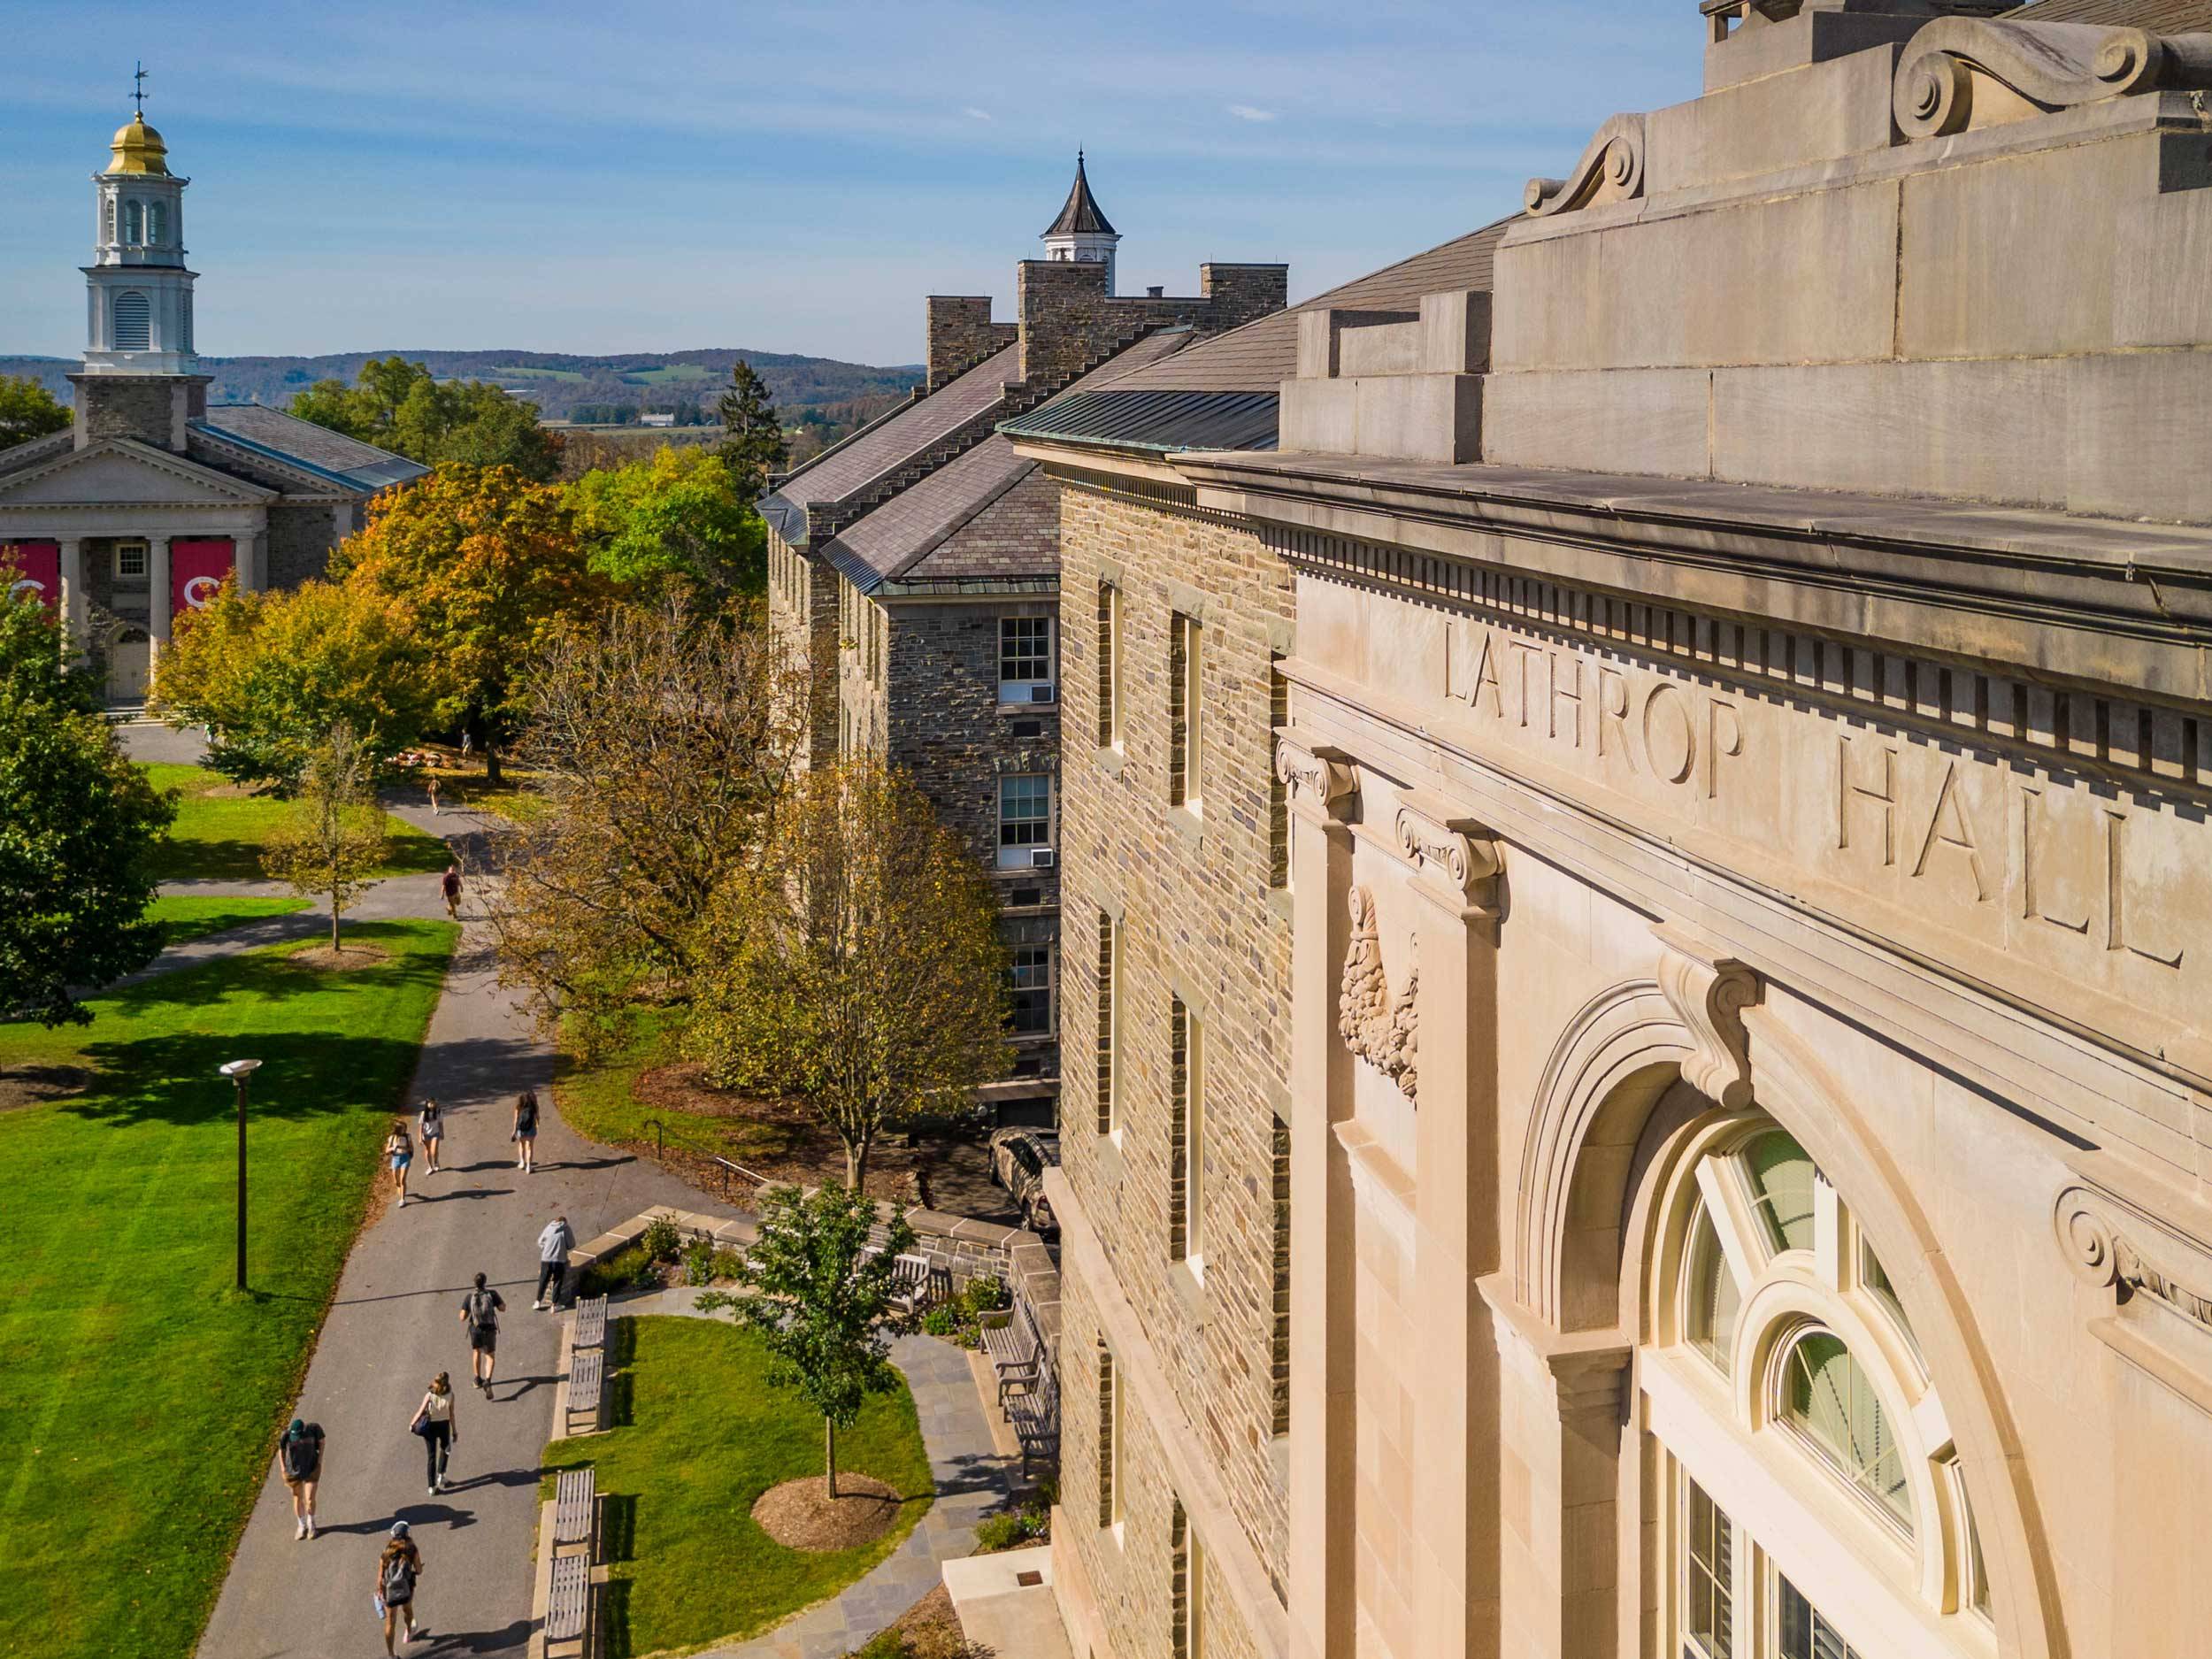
[1041,151,1120,296]
[82,96,198,376]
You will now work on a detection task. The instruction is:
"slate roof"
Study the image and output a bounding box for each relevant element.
[194,404,427,493]
[1044,153,1117,238]
[761,342,1020,542]
[828,329,1193,591]
[2004,0,2212,25]
[1006,217,1514,455]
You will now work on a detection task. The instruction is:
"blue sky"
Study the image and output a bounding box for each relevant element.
[0,2,1697,367]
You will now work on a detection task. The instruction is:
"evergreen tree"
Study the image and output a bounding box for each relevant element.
[0,575,173,1030]
[716,359,787,499]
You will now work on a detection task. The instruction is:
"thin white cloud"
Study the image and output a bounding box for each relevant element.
[964,106,994,121]
[1227,104,1278,122]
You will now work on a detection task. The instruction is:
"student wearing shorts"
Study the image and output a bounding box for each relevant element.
[277,1417,324,1540]
[376,1521,424,1652]
[459,1271,505,1393]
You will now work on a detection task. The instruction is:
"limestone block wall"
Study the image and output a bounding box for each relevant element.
[767,526,841,767]
[1055,479,1298,1657]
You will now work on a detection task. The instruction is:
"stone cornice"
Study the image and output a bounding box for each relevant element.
[1170,449,2212,708]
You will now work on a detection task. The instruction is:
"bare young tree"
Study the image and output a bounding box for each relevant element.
[483,597,805,1048]
[260,722,388,952]
[685,756,1014,1192]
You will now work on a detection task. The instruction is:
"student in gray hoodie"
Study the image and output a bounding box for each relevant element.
[534,1214,574,1310]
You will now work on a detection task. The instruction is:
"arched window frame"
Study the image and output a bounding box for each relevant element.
[1650,1114,1999,1656]
[147,200,168,245]
[112,290,151,351]
[104,195,118,242]
[124,199,143,244]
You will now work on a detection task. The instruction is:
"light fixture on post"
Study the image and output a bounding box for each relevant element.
[219,1059,262,1290]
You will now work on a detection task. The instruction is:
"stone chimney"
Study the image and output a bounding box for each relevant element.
[1014,258,1292,388]
[67,373,209,452]
[925,296,1020,393]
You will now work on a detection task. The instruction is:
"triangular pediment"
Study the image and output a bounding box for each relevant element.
[0,438,276,507]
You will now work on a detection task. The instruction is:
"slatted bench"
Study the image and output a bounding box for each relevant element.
[572,1295,607,1353]
[1005,1369,1060,1479]
[552,1466,596,1559]
[546,1553,590,1655]
[887,1253,938,1319]
[980,1308,1042,1407]
[565,1348,604,1437]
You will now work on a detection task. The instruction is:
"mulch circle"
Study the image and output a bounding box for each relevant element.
[0,1065,94,1113]
[287,943,392,972]
[750,1473,905,1551]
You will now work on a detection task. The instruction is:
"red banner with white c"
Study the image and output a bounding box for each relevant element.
[171,538,235,618]
[3,541,60,612]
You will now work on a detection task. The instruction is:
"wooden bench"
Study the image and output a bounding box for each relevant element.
[552,1466,596,1558]
[887,1253,938,1319]
[981,1307,1043,1406]
[1005,1366,1060,1479]
[546,1552,590,1652]
[572,1295,607,1353]
[565,1348,604,1437]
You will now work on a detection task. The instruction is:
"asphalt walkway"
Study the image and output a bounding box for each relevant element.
[192,796,740,1659]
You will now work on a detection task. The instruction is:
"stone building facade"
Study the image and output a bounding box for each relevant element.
[1011,4,2212,1658]
[762,159,1286,1106]
[0,109,423,703]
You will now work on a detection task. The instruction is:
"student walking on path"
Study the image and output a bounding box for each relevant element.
[277,1418,324,1540]
[441,864,463,921]
[385,1119,414,1207]
[411,1372,458,1495]
[460,1272,505,1394]
[511,1089,540,1173]
[376,1522,425,1654]
[534,1215,573,1310]
[418,1100,445,1174]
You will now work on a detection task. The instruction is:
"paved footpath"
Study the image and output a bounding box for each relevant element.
[195,795,739,1659]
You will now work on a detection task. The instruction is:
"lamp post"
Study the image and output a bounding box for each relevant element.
[219,1059,262,1290]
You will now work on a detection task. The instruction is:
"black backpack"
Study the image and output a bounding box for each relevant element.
[281,1427,319,1479]
[468,1289,499,1330]
[381,1548,416,1601]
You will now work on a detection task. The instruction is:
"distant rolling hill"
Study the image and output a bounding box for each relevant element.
[0,349,923,428]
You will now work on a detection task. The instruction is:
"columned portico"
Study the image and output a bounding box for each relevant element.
[147,533,171,662]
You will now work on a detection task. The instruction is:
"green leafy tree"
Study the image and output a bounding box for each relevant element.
[716,359,787,499]
[258,722,388,952]
[687,757,1014,1190]
[290,357,561,480]
[725,1184,918,1498]
[0,571,173,1030]
[151,575,439,790]
[567,444,767,595]
[0,374,73,450]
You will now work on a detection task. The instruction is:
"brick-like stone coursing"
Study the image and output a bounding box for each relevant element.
[926,296,1021,393]
[1055,478,1297,1659]
[266,502,340,590]
[1015,261,1288,389]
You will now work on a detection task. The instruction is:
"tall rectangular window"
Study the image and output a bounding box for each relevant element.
[1168,613,1202,810]
[1271,1113,1292,1439]
[1095,912,1118,1135]
[1170,997,1203,1263]
[1684,1477,1734,1659]
[1778,1576,1863,1659]
[1096,582,1121,749]
[1268,654,1289,887]
[1099,1342,1123,1531]
[1009,944,1052,1035]
[1171,1502,1199,1659]
[1000,614,1052,695]
[996,774,1051,868]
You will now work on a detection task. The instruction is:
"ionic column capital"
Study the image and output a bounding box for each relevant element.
[1276,731,1356,824]
[1393,792,1502,908]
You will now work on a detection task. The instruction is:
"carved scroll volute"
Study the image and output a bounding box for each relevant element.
[1276,736,1356,820]
[1655,929,1761,1111]
[1893,19,2205,140]
[1393,803,1502,904]
[1525,112,1647,218]
[2055,1185,2125,1290]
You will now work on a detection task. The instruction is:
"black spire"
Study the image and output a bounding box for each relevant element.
[1043,150,1117,238]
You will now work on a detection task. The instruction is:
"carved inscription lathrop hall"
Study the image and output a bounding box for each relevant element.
[1434,618,2199,1024]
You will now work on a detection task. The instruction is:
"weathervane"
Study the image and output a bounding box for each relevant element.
[132,61,148,116]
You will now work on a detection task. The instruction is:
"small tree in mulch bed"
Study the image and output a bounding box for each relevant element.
[717,1183,918,1500]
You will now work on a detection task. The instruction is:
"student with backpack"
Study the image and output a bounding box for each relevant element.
[375,1521,424,1653]
[409,1372,459,1494]
[276,1417,324,1540]
[458,1272,505,1393]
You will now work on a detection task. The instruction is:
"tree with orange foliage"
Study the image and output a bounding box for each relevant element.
[331,464,617,781]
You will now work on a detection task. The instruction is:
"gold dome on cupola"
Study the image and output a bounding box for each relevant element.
[105,113,170,176]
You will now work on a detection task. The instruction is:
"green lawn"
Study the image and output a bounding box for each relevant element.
[148,894,312,944]
[542,1315,933,1656]
[556,1010,789,1166]
[621,363,713,385]
[491,364,588,381]
[140,763,451,882]
[0,919,457,1659]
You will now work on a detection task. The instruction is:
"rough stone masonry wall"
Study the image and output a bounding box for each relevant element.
[72,374,198,449]
[1015,261,1288,389]
[1056,477,1298,1652]
[769,525,842,767]
[874,585,1063,1076]
[265,501,342,590]
[926,296,1021,393]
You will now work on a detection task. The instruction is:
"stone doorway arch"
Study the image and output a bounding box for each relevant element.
[107,626,150,705]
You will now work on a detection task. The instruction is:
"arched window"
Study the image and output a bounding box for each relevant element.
[104,196,118,242]
[112,291,151,351]
[124,200,142,244]
[1651,1117,1995,1658]
[148,201,168,245]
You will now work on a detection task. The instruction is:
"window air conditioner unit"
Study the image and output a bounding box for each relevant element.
[1031,848,1056,870]
[1031,682,1057,705]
